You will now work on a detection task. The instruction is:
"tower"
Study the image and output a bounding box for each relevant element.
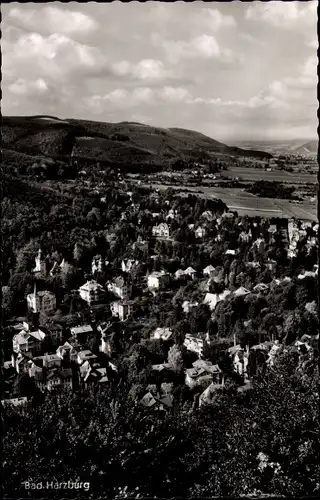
[33,249,46,276]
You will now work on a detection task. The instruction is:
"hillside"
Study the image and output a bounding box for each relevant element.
[294,140,318,155]
[2,115,272,168]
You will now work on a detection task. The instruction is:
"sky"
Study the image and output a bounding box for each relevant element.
[2,1,318,142]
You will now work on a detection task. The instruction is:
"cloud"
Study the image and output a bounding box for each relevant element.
[245,1,317,30]
[3,32,109,84]
[8,78,48,96]
[198,8,236,31]
[154,34,236,64]
[8,6,98,37]
[113,59,169,81]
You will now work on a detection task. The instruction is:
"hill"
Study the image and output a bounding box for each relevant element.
[293,140,318,155]
[2,115,272,169]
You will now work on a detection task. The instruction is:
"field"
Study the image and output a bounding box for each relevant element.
[134,181,317,221]
[226,166,316,184]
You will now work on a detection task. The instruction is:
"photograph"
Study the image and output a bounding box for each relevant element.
[2,1,319,498]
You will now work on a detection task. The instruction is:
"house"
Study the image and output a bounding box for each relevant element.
[253,283,269,293]
[175,269,187,280]
[266,259,277,271]
[79,280,105,305]
[203,290,231,311]
[12,325,46,356]
[185,359,223,388]
[246,261,261,269]
[147,271,170,290]
[166,209,179,220]
[151,363,171,372]
[203,265,215,277]
[184,267,197,279]
[222,211,235,220]
[182,301,199,314]
[77,350,98,365]
[184,334,205,357]
[33,249,47,276]
[238,231,252,243]
[56,342,80,362]
[195,226,206,239]
[253,238,265,254]
[27,284,56,314]
[225,249,239,256]
[11,351,33,374]
[121,259,139,273]
[268,224,277,234]
[140,391,173,411]
[266,341,282,367]
[100,330,116,356]
[92,255,109,275]
[201,210,214,222]
[152,223,170,239]
[233,286,251,297]
[297,270,317,280]
[199,382,225,407]
[70,324,94,338]
[151,327,173,341]
[1,397,28,407]
[35,368,73,392]
[34,353,62,369]
[107,276,132,300]
[227,344,249,378]
[111,300,133,321]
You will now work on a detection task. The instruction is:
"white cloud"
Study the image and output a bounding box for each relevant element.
[8,78,48,96]
[160,86,192,103]
[199,8,236,31]
[156,34,236,63]
[113,59,169,80]
[3,32,108,84]
[245,1,317,30]
[8,6,98,36]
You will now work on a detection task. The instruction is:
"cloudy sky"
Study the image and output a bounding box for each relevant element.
[2,1,318,142]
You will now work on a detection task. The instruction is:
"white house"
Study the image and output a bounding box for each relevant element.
[184,334,205,357]
[147,271,170,290]
[175,269,187,280]
[184,267,197,280]
[70,324,94,337]
[151,327,173,341]
[203,290,231,311]
[13,324,46,356]
[121,259,139,273]
[203,265,215,277]
[185,360,223,388]
[152,223,170,239]
[233,286,251,297]
[33,248,46,276]
[79,280,105,305]
[27,284,56,314]
[195,226,206,239]
[182,300,199,314]
[107,276,131,300]
[111,300,133,321]
[92,255,109,275]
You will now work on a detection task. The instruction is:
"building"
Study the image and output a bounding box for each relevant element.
[184,334,205,357]
[203,265,215,277]
[195,226,206,239]
[35,368,73,392]
[111,300,133,321]
[253,238,265,255]
[70,324,94,338]
[227,345,249,378]
[233,286,251,297]
[27,284,56,314]
[77,350,98,365]
[56,342,79,362]
[185,359,223,388]
[184,267,197,280]
[140,391,174,411]
[152,223,170,239]
[201,210,214,222]
[33,249,47,276]
[147,271,170,290]
[121,259,139,273]
[12,324,46,356]
[266,259,277,271]
[107,276,131,300]
[203,290,231,311]
[182,300,199,314]
[253,283,269,293]
[238,230,252,243]
[151,327,173,341]
[92,255,109,275]
[225,249,239,256]
[199,382,225,407]
[175,269,187,280]
[79,280,105,305]
[1,397,28,407]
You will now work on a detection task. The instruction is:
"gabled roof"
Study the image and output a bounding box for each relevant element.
[234,286,250,297]
[70,325,93,335]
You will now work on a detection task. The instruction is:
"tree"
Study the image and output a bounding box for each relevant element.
[167,344,184,373]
